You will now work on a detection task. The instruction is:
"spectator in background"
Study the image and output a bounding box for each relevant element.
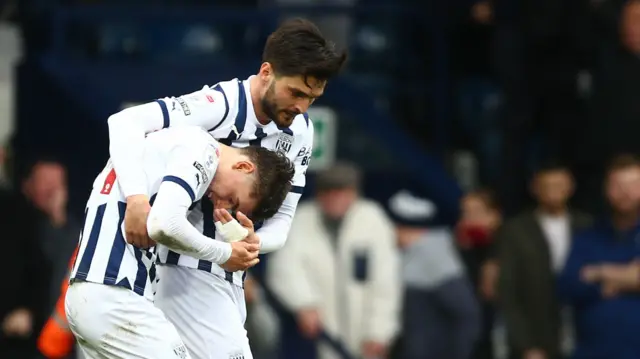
[578,0,640,212]
[0,150,48,359]
[498,162,591,359]
[267,162,400,359]
[20,159,79,332]
[558,154,640,359]
[456,189,501,359]
[392,189,480,359]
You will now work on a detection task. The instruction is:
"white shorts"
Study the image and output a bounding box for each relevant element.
[65,281,192,359]
[155,265,253,359]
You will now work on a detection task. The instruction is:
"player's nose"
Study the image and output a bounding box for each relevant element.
[294,99,310,114]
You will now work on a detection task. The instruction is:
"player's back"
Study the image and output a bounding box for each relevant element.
[71,126,216,301]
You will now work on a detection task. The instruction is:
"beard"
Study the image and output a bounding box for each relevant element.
[259,82,297,127]
[260,82,280,123]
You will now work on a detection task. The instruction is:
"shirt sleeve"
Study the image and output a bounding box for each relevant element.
[146,138,231,264]
[256,120,314,254]
[108,84,233,198]
[161,136,220,203]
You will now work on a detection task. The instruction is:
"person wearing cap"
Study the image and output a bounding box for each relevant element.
[388,188,480,359]
[267,162,401,359]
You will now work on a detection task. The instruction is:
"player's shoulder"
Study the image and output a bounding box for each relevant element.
[176,78,242,110]
[289,112,314,143]
[168,126,218,150]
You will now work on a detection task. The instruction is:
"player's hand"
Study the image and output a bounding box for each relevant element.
[125,194,155,249]
[297,309,321,339]
[2,308,32,337]
[222,241,260,272]
[236,211,260,246]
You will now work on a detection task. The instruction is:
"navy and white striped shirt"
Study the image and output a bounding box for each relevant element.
[71,127,221,300]
[153,77,313,287]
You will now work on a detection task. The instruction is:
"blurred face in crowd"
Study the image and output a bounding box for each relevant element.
[24,162,67,213]
[460,194,500,231]
[606,165,640,215]
[531,169,574,213]
[621,0,640,54]
[457,193,500,248]
[316,187,357,220]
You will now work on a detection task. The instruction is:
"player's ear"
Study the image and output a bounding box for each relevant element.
[233,161,256,175]
[259,62,273,82]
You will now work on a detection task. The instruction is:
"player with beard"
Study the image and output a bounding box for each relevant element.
[105,18,347,359]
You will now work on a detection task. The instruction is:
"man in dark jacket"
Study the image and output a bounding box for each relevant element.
[499,162,591,359]
[558,155,640,359]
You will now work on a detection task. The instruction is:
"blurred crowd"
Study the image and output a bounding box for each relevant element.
[1,0,640,359]
[247,154,640,359]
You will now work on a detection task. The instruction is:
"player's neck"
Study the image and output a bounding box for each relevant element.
[218,145,241,167]
[249,76,271,125]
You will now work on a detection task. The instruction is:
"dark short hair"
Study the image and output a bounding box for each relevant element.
[241,146,295,221]
[607,154,640,175]
[262,18,348,84]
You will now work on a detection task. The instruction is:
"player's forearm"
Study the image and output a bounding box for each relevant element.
[256,218,290,253]
[108,103,164,197]
[148,184,232,264]
[256,192,300,253]
[148,210,232,264]
[149,214,232,264]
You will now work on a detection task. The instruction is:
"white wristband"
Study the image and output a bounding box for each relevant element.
[214,220,249,242]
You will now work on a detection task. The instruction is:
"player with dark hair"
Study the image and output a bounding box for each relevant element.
[105,19,347,359]
[66,126,295,358]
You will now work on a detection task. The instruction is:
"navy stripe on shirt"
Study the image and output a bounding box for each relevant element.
[155,100,170,129]
[75,203,108,280]
[162,175,195,203]
[103,202,127,285]
[209,83,230,132]
[219,80,248,146]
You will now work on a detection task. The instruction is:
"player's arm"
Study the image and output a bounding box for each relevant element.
[254,122,314,254]
[108,86,233,199]
[146,140,233,264]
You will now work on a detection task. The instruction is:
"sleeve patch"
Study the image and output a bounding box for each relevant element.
[176,97,192,116]
[193,161,209,184]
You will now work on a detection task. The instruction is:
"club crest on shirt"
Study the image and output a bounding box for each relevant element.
[275,132,293,154]
[173,344,187,359]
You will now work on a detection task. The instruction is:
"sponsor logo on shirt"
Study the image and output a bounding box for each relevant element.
[176,97,192,116]
[193,161,209,185]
